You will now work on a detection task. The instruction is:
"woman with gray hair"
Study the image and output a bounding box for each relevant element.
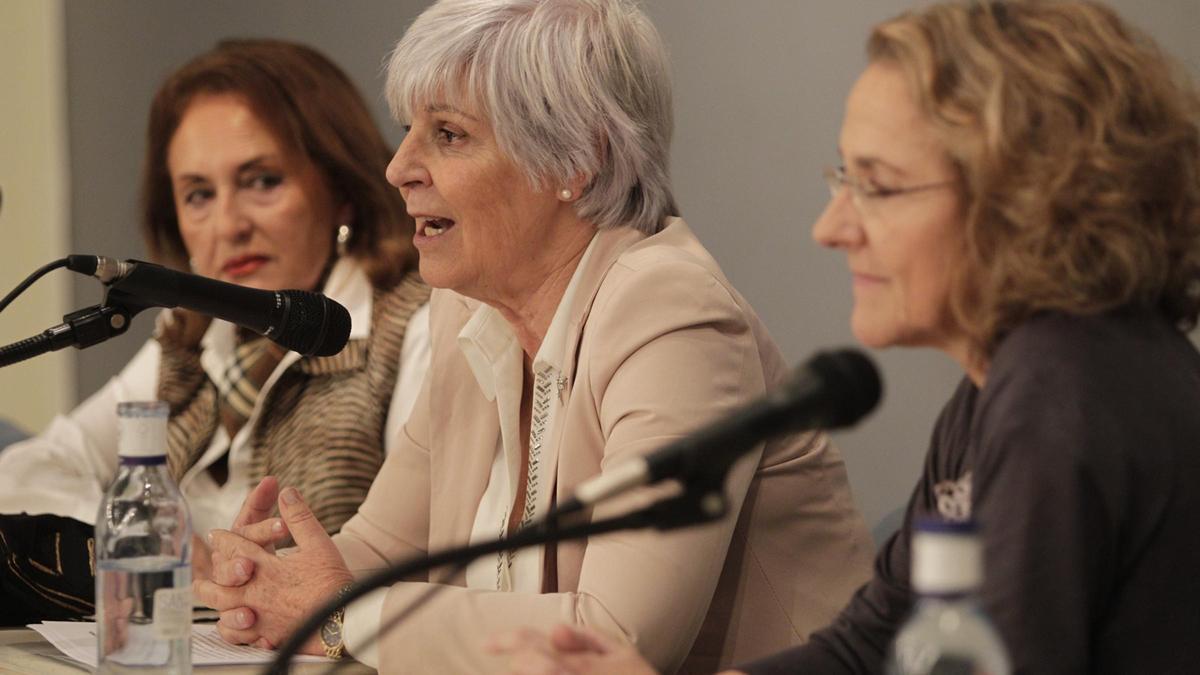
[194,1,874,671]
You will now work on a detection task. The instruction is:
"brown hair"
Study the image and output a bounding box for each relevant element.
[141,38,415,289]
[868,0,1200,355]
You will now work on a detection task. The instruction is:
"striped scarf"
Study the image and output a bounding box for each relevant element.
[213,336,285,442]
[154,272,431,534]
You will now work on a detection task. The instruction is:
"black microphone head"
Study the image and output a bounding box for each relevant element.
[794,348,882,429]
[274,291,352,356]
[66,254,99,276]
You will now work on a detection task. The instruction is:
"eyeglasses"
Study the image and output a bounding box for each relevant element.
[823,165,956,217]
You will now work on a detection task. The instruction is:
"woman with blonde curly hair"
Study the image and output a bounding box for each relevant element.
[494,1,1200,673]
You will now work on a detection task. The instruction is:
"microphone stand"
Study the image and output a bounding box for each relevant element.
[0,288,155,368]
[265,480,730,675]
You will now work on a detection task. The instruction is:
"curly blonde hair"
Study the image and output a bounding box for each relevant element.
[868,0,1200,355]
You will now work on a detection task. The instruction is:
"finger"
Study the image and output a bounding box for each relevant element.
[486,627,546,654]
[277,488,334,551]
[192,535,213,582]
[233,476,280,529]
[506,649,571,675]
[106,615,129,654]
[253,636,276,651]
[216,621,261,646]
[219,606,258,632]
[193,533,211,556]
[193,578,248,611]
[233,518,289,548]
[550,624,616,654]
[210,556,255,587]
[207,529,275,566]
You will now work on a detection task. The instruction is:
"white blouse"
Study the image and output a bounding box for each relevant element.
[344,235,598,666]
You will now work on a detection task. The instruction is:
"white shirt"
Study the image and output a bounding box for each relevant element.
[344,236,598,666]
[0,258,431,536]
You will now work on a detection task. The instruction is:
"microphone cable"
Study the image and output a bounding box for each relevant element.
[266,493,715,674]
[0,257,69,314]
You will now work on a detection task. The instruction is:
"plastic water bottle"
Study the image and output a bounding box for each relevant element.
[96,401,192,674]
[887,519,1011,675]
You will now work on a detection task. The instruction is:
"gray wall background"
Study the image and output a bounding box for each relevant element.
[61,0,1200,530]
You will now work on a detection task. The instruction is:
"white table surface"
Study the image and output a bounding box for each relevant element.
[0,627,376,674]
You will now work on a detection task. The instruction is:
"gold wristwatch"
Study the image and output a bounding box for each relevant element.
[320,585,352,659]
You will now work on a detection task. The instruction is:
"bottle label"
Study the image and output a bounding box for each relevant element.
[153,586,192,640]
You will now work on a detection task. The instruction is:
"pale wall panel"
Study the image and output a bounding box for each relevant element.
[50,0,1200,528]
[0,0,72,431]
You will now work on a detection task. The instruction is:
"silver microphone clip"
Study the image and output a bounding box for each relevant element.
[93,256,134,284]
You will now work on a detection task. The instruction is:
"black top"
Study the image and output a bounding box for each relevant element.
[0,512,95,625]
[741,310,1200,674]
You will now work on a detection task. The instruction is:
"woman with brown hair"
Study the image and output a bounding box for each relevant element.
[494,1,1200,673]
[0,39,430,624]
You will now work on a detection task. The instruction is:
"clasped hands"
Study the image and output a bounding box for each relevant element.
[190,478,739,673]
[191,476,354,654]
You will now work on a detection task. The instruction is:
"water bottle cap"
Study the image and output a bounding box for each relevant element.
[911,518,983,594]
[117,401,169,458]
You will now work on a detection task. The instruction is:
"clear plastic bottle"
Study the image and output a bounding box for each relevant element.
[95,401,192,674]
[887,519,1011,675]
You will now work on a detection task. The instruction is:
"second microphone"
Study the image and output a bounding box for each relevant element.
[69,255,351,357]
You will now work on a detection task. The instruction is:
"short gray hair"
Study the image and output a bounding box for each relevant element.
[386,0,677,234]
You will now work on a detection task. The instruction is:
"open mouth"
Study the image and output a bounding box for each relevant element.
[420,217,456,237]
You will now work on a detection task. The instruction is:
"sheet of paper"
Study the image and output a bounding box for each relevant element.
[28,621,331,667]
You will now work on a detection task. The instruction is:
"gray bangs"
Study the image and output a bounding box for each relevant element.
[384,3,491,128]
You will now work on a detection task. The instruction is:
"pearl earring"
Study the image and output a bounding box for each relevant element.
[559,188,573,201]
[336,223,353,257]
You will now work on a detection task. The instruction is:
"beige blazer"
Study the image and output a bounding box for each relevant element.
[334,218,874,673]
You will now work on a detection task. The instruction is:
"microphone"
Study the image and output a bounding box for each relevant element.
[566,348,882,510]
[66,255,351,357]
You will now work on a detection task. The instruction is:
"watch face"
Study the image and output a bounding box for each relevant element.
[321,620,343,646]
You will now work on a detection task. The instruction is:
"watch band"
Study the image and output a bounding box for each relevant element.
[322,607,346,659]
[321,584,353,659]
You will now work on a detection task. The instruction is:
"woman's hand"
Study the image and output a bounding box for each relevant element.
[192,477,289,584]
[488,625,660,675]
[191,534,213,582]
[193,486,353,654]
